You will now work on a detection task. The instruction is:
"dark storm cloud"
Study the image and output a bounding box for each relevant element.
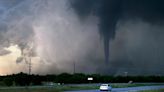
[0,0,34,56]
[110,21,164,75]
[1,0,164,75]
[70,0,164,63]
[0,22,8,47]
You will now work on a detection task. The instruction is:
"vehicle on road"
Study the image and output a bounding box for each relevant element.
[99,84,112,91]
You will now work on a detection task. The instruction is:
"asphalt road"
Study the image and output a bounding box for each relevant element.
[66,85,164,92]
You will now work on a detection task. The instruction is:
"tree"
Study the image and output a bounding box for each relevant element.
[3,77,13,86]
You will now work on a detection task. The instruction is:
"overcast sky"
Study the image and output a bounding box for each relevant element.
[0,0,164,75]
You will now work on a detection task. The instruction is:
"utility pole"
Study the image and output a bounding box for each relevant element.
[73,61,75,74]
[29,58,31,75]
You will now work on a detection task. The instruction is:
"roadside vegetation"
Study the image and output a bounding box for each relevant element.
[0,72,164,86]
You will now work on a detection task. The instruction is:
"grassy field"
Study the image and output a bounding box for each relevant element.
[0,88,60,92]
[111,83,164,88]
[140,89,164,92]
[0,86,96,92]
[0,83,163,92]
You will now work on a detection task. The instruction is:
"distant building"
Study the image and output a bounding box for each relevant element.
[42,82,55,86]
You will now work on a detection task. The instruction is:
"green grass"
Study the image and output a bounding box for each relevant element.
[111,83,162,88]
[140,89,164,92]
[0,88,61,92]
[0,86,97,92]
[56,85,98,91]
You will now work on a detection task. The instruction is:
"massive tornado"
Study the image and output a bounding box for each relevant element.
[70,0,164,64]
[70,0,122,63]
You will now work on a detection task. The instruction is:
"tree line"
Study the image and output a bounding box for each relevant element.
[0,72,164,86]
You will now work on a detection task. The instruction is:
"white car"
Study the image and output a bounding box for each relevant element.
[99,84,112,91]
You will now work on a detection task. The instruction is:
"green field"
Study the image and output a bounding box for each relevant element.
[0,83,163,92]
[140,89,164,92]
[0,86,95,92]
[0,88,60,92]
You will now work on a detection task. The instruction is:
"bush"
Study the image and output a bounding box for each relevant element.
[3,78,13,86]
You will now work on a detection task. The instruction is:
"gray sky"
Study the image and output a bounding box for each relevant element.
[0,0,164,75]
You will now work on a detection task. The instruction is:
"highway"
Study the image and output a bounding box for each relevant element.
[66,85,164,92]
